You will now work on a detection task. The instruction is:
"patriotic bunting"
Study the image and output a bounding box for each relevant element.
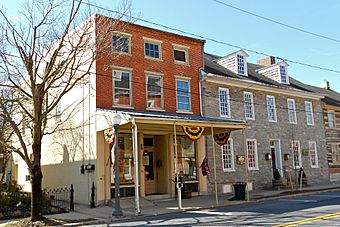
[181,126,205,141]
[104,128,114,144]
[213,131,231,146]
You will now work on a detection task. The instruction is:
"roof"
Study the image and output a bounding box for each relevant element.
[203,52,321,97]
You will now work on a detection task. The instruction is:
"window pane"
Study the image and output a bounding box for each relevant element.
[145,42,160,59]
[113,71,130,106]
[176,137,196,180]
[176,80,190,111]
[112,35,129,53]
[147,75,163,109]
[174,50,186,62]
[237,55,245,75]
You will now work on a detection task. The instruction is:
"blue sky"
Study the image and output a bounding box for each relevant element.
[2,0,340,92]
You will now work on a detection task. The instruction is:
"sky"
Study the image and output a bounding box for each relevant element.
[2,0,340,92]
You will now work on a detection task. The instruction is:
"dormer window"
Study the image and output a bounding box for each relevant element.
[237,55,245,75]
[279,65,288,84]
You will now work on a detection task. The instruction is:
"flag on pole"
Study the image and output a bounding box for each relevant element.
[200,156,211,176]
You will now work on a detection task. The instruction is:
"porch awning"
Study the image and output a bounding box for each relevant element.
[96,108,247,134]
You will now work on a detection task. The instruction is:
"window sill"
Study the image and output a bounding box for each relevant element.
[112,51,132,56]
[311,166,319,169]
[248,168,259,171]
[146,108,165,112]
[174,60,190,66]
[112,105,134,109]
[289,122,297,125]
[176,110,193,114]
[245,117,255,121]
[223,169,236,172]
[220,115,231,118]
[144,56,163,62]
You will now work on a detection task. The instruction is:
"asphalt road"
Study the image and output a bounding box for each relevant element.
[94,190,340,226]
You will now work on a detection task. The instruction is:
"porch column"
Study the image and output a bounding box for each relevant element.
[138,132,145,197]
[211,126,219,205]
[132,118,140,214]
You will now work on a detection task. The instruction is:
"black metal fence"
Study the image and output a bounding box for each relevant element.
[45,184,74,212]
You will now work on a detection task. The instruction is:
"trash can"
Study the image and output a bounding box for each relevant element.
[232,182,246,200]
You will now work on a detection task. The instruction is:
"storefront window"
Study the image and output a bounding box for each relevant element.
[176,137,197,181]
[111,133,134,185]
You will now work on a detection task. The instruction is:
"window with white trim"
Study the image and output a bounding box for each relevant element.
[112,70,132,106]
[176,79,191,111]
[237,55,245,75]
[292,140,301,168]
[219,88,231,118]
[222,139,234,171]
[331,144,340,165]
[287,99,297,124]
[173,44,189,65]
[244,92,255,120]
[279,65,288,84]
[55,102,62,122]
[267,95,277,122]
[247,139,258,170]
[146,75,163,109]
[144,39,162,59]
[328,110,335,128]
[305,101,314,126]
[309,141,318,168]
[112,33,131,54]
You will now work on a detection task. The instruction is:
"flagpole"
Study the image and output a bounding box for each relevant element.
[211,125,218,205]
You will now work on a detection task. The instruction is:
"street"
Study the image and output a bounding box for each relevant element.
[93,190,340,226]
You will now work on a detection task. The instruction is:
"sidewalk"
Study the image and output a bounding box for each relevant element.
[2,182,340,226]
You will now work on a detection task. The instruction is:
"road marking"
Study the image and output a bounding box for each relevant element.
[187,210,233,216]
[313,194,340,198]
[273,212,340,227]
[279,199,318,203]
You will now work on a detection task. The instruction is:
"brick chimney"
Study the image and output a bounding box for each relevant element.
[257,56,276,66]
[321,80,330,90]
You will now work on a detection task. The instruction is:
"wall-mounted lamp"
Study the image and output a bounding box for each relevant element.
[265,153,272,160]
[284,153,290,161]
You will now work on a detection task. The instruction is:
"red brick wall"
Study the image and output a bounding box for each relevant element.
[95,16,204,115]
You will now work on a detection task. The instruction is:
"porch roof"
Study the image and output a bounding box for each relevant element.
[96,108,247,134]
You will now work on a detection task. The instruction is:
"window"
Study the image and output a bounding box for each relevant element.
[331,144,340,165]
[305,101,314,126]
[267,95,277,122]
[144,38,162,59]
[55,103,61,122]
[173,44,189,64]
[279,65,288,84]
[112,70,132,106]
[176,79,191,111]
[247,139,258,170]
[309,141,318,168]
[237,55,245,75]
[244,92,255,120]
[219,88,231,118]
[222,139,234,171]
[0,154,3,173]
[292,140,301,168]
[112,33,131,54]
[328,110,335,128]
[146,75,163,109]
[176,137,197,180]
[287,99,297,124]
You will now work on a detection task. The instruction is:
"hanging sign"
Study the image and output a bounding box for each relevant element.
[104,128,114,144]
[181,126,205,141]
[213,131,231,146]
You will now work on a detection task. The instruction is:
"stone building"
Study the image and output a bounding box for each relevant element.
[203,50,330,193]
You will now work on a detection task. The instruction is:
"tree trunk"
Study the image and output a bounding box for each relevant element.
[30,143,43,221]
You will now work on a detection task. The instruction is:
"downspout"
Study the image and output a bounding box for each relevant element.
[131,118,140,214]
[199,43,205,116]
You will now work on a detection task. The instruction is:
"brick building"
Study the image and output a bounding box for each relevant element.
[203,51,330,193]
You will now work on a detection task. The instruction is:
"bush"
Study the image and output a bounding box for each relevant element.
[273,168,281,180]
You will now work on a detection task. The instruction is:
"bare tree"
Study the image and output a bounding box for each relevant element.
[0,0,130,221]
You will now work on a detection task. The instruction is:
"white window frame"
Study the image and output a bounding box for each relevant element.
[236,54,247,76]
[328,110,336,128]
[143,37,162,60]
[279,65,288,84]
[287,99,297,124]
[222,138,235,172]
[305,101,314,126]
[112,32,132,54]
[266,95,277,122]
[244,92,255,120]
[112,69,132,107]
[172,43,189,65]
[146,74,164,110]
[309,141,318,168]
[175,78,191,112]
[331,144,340,165]
[246,139,258,170]
[219,88,231,118]
[291,140,302,168]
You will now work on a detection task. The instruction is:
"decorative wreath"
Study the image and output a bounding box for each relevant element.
[181,126,205,141]
[104,128,114,144]
[213,131,230,146]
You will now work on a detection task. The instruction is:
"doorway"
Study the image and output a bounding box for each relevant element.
[270,140,282,177]
[144,137,156,195]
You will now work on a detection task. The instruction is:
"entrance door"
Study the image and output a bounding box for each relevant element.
[270,140,282,176]
[144,137,156,195]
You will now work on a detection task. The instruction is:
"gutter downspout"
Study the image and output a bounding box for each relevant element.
[199,44,205,117]
[131,118,141,214]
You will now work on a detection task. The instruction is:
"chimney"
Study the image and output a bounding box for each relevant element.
[321,80,330,90]
[257,56,276,66]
